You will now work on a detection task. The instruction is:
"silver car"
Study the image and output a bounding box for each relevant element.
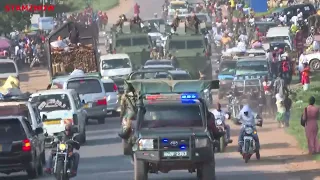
[101,78,120,116]
[64,76,108,124]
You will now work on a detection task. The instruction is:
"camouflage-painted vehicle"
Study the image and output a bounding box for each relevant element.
[162,21,211,78]
[111,23,153,69]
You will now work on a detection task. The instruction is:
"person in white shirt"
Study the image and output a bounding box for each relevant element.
[238,32,248,43]
[211,103,232,143]
[298,51,308,81]
[236,39,246,52]
[290,15,298,26]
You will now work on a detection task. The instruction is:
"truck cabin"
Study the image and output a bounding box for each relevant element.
[46,21,99,79]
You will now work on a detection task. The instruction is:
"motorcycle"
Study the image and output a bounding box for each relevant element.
[241,124,261,163]
[226,94,241,122]
[215,114,231,152]
[49,133,80,180]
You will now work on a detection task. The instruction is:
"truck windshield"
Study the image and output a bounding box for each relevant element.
[141,105,203,128]
[186,40,203,49]
[116,39,131,47]
[31,94,71,112]
[132,37,149,46]
[169,41,185,49]
[101,58,131,70]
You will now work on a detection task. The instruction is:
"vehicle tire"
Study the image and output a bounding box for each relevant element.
[26,159,39,179]
[80,126,86,144]
[98,117,105,124]
[256,150,261,160]
[134,153,148,180]
[310,59,320,71]
[41,150,46,164]
[200,159,216,180]
[123,139,132,155]
[55,159,67,180]
[219,136,226,152]
[37,157,43,176]
[244,155,250,163]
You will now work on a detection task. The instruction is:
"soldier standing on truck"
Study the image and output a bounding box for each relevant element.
[69,25,80,45]
[115,14,128,33]
[171,15,181,33]
[150,47,158,59]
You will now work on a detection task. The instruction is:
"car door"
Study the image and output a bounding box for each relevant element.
[73,92,86,127]
[32,106,45,153]
[23,118,40,157]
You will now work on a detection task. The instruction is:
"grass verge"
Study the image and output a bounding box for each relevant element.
[287,73,320,160]
[64,0,119,12]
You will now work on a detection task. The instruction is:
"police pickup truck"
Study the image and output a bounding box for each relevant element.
[132,93,216,180]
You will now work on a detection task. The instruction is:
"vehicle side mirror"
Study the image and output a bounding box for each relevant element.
[42,114,47,121]
[81,100,86,104]
[35,127,44,135]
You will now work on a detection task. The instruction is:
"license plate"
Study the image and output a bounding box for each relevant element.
[84,103,92,108]
[43,120,60,125]
[163,151,188,157]
[84,104,89,108]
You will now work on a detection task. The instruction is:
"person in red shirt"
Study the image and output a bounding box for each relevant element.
[262,76,274,116]
[301,63,310,90]
[134,3,140,16]
[102,12,108,30]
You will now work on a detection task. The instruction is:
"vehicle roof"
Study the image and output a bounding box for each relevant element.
[246,48,265,53]
[101,78,115,83]
[255,21,277,25]
[144,100,201,106]
[115,33,148,39]
[143,65,175,69]
[283,3,314,10]
[0,59,16,63]
[145,59,172,63]
[269,41,287,44]
[167,70,189,74]
[266,27,290,37]
[31,89,75,97]
[0,101,27,106]
[170,1,187,4]
[100,53,130,60]
[0,116,25,121]
[170,34,204,40]
[237,57,267,62]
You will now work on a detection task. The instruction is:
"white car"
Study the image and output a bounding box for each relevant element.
[30,89,87,144]
[305,52,320,71]
[263,26,293,50]
[101,78,120,115]
[0,59,19,82]
[100,54,133,78]
[168,0,189,16]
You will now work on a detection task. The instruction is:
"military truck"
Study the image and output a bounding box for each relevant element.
[121,80,219,180]
[45,21,100,84]
[162,20,211,78]
[111,23,152,69]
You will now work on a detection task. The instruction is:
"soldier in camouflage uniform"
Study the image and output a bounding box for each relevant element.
[150,47,158,59]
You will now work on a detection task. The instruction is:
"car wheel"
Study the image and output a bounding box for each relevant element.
[122,139,132,155]
[41,150,46,164]
[134,153,148,180]
[26,159,39,179]
[98,117,105,124]
[310,59,320,71]
[80,127,86,144]
[200,159,216,180]
[37,157,43,176]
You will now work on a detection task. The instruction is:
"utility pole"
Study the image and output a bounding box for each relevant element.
[41,0,47,17]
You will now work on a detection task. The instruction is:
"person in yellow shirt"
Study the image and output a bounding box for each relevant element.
[229,0,235,10]
[221,33,231,45]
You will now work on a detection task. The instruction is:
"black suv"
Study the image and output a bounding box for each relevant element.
[0,116,44,178]
[131,94,216,180]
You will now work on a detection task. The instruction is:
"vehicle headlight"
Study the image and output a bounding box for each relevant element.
[59,143,66,151]
[245,127,253,134]
[216,119,223,126]
[138,139,154,150]
[195,138,208,148]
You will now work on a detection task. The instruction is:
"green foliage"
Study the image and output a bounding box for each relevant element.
[287,74,320,157]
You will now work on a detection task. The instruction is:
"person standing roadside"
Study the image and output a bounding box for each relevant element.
[275,93,286,128]
[302,96,320,154]
[283,94,292,127]
[134,3,140,16]
[301,62,310,91]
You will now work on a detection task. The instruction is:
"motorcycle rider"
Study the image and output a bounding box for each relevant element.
[212,103,233,143]
[45,122,80,177]
[237,105,260,153]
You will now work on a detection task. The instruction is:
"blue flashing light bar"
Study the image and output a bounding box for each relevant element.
[180,145,186,150]
[162,138,168,143]
[181,93,198,99]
